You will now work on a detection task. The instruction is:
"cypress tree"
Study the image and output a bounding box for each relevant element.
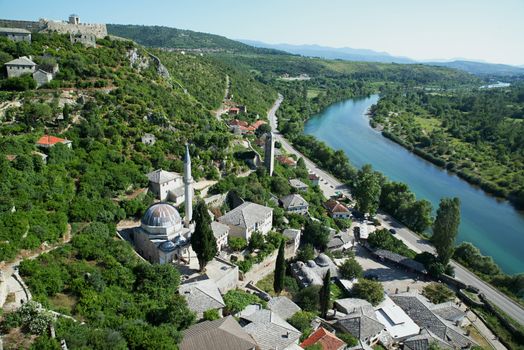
[273,239,286,294]
[191,200,217,272]
[432,197,461,265]
[320,269,331,318]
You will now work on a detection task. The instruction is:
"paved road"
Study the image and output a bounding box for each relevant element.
[268,95,524,326]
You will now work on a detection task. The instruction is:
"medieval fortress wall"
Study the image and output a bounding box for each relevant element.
[0,16,107,39]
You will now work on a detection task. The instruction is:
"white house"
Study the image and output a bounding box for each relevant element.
[218,201,273,241]
[280,194,308,215]
[324,199,351,219]
[283,228,301,254]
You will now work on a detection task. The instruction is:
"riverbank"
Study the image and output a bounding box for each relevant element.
[270,94,524,326]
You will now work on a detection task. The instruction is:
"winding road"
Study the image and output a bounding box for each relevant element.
[268,94,524,326]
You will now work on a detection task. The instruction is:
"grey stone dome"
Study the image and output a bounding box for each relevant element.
[159,240,176,252]
[142,203,182,228]
[315,253,331,267]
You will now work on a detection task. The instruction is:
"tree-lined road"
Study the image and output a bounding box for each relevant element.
[268,95,524,326]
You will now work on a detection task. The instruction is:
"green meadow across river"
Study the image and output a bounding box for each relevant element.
[304,94,524,275]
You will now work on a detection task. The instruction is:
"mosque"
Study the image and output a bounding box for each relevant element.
[133,145,195,264]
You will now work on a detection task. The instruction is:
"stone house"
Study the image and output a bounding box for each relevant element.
[179,279,225,319]
[32,69,53,87]
[4,56,36,78]
[289,178,308,192]
[283,228,301,254]
[218,201,273,241]
[0,27,31,42]
[211,221,229,252]
[146,169,186,205]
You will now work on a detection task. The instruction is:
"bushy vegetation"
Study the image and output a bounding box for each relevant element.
[422,282,455,304]
[15,222,195,349]
[351,278,384,306]
[223,289,265,314]
[367,229,417,259]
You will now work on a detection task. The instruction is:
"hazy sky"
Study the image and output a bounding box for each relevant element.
[1,0,523,65]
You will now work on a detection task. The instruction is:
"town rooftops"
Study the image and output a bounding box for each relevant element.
[300,327,346,350]
[240,309,301,350]
[276,155,297,166]
[36,135,71,146]
[403,328,451,350]
[390,293,473,349]
[5,56,36,66]
[309,173,320,180]
[180,316,257,350]
[325,199,350,213]
[280,193,308,209]
[267,296,301,320]
[326,230,353,250]
[218,201,272,230]
[0,27,31,34]
[251,120,267,129]
[335,300,386,341]
[430,302,466,323]
[179,279,225,317]
[374,295,420,340]
[146,169,180,184]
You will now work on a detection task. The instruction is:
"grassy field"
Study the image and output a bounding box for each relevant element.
[414,116,441,133]
[307,88,323,99]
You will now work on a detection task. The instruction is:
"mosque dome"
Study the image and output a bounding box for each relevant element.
[159,240,176,252]
[315,253,331,267]
[142,203,182,228]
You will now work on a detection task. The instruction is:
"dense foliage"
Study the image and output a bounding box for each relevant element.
[370,84,524,207]
[351,278,385,306]
[432,197,461,265]
[367,229,417,259]
[422,282,455,304]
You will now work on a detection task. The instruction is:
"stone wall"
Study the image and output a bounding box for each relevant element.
[0,19,45,32]
[44,20,107,38]
[241,244,296,283]
[0,271,8,307]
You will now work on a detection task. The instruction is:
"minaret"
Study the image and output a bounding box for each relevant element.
[183,144,193,227]
[264,132,274,176]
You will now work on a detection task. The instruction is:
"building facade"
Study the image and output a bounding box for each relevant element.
[5,56,36,78]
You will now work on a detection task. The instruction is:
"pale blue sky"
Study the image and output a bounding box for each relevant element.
[1,0,523,65]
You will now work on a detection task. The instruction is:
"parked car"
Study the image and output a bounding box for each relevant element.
[389,228,397,234]
[364,273,379,280]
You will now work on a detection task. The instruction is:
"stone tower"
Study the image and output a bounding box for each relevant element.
[183,144,193,227]
[264,132,275,176]
[69,14,80,25]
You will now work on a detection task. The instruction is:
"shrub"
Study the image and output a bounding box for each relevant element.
[352,279,384,306]
[422,282,454,304]
[339,258,363,280]
[203,309,220,321]
[223,289,264,314]
[228,236,247,251]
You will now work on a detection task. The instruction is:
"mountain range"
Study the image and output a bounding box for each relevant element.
[239,40,524,76]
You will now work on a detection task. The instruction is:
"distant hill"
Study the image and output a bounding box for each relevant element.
[239,40,415,64]
[422,60,524,76]
[239,40,524,76]
[107,24,284,54]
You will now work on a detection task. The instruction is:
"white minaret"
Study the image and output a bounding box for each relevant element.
[264,132,275,176]
[183,143,193,227]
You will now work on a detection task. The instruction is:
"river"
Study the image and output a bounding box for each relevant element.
[304,94,524,275]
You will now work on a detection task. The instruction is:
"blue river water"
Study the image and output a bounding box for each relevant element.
[304,94,524,274]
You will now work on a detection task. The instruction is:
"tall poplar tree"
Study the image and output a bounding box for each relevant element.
[320,270,331,318]
[432,197,461,265]
[191,200,217,272]
[273,240,286,294]
[354,164,382,217]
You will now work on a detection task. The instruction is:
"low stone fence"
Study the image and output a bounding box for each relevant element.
[457,289,484,308]
[241,245,295,283]
[478,293,524,345]
[440,273,467,289]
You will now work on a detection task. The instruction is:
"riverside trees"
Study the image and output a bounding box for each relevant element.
[432,197,461,265]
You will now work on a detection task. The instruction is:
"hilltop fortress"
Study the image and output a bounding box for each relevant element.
[0,14,107,46]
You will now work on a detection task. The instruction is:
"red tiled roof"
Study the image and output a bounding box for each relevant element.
[229,119,249,127]
[251,120,267,129]
[325,199,350,213]
[300,327,345,350]
[36,135,66,145]
[276,155,297,166]
[309,173,320,180]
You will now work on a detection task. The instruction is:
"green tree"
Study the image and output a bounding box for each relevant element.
[339,258,363,280]
[203,309,220,321]
[352,279,384,306]
[422,282,455,304]
[405,199,433,232]
[249,231,265,250]
[432,197,461,265]
[319,270,331,318]
[191,200,217,272]
[228,236,247,251]
[295,285,321,312]
[297,244,315,262]
[274,240,286,294]
[303,221,330,251]
[354,165,382,216]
